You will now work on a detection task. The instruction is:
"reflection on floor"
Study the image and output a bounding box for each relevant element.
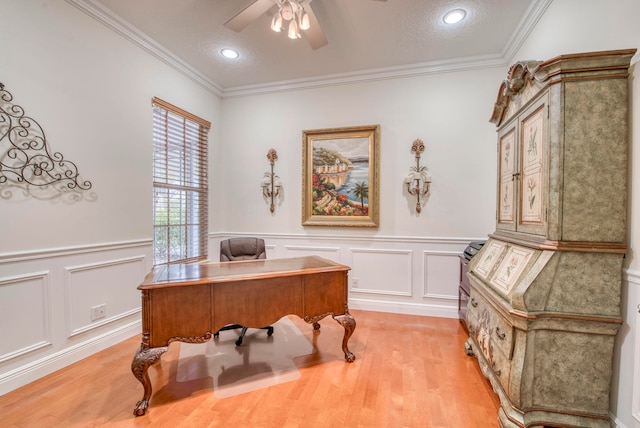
[176,316,314,398]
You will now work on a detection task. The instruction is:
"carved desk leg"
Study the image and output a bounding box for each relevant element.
[131,345,168,416]
[333,310,356,362]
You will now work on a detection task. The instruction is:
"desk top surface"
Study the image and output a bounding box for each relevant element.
[139,255,350,290]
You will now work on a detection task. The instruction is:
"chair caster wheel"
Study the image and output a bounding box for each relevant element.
[267,327,274,336]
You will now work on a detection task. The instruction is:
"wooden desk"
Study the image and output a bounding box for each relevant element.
[131,256,356,416]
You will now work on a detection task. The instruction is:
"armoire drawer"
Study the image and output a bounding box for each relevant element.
[468,289,514,360]
[490,346,512,395]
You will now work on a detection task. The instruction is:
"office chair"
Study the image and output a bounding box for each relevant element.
[214,237,274,346]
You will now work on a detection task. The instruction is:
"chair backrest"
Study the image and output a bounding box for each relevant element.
[220,238,266,262]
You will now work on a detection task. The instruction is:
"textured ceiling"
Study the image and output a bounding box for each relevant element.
[73,0,548,94]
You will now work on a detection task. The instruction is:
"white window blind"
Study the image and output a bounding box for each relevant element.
[152,97,210,265]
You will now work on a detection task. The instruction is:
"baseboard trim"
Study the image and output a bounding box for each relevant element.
[610,412,629,428]
[0,320,140,396]
[626,268,640,287]
[349,298,458,319]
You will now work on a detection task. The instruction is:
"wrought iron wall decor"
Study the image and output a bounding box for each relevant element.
[0,82,92,200]
[261,148,282,213]
[404,139,432,213]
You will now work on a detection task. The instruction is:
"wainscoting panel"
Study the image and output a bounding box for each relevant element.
[265,243,277,258]
[629,270,640,425]
[0,240,151,396]
[0,272,51,363]
[283,245,341,262]
[65,255,146,337]
[423,251,460,301]
[350,248,412,296]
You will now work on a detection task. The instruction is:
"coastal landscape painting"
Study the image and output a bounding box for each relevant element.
[302,125,380,227]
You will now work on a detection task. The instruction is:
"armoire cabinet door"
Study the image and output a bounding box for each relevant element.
[516,97,547,236]
[496,95,548,238]
[497,124,517,232]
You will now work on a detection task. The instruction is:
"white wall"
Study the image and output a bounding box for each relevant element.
[0,1,221,252]
[215,1,640,426]
[2,1,640,426]
[0,0,221,395]
[218,72,498,238]
[509,0,640,426]
[214,68,499,317]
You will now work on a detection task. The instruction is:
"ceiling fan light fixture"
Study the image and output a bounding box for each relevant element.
[271,12,284,32]
[443,9,466,25]
[288,19,301,39]
[281,1,294,21]
[271,0,309,40]
[299,11,310,30]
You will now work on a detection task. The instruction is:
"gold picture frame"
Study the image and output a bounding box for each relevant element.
[302,125,380,227]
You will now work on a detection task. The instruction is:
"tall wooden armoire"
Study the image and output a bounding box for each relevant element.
[465,48,636,428]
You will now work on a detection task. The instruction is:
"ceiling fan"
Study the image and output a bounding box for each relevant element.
[223,0,387,50]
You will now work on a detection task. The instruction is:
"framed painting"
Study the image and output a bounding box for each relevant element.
[302,125,380,227]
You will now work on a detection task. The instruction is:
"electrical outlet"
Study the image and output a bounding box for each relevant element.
[91,304,106,321]
[353,278,359,287]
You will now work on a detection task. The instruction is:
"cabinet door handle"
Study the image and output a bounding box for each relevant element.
[471,298,478,308]
[495,326,506,340]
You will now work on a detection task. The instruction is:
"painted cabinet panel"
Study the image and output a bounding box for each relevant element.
[496,98,547,237]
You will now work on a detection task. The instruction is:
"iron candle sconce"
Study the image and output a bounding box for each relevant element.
[261,148,282,213]
[404,139,432,213]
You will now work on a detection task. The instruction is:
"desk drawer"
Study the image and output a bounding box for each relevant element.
[148,285,212,347]
[214,276,303,331]
[303,271,347,317]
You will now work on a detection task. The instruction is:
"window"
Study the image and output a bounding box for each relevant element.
[152,97,210,265]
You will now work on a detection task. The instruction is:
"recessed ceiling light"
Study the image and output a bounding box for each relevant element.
[221,48,239,59]
[443,9,466,25]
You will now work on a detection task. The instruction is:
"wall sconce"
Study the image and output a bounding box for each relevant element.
[261,148,282,213]
[404,139,432,213]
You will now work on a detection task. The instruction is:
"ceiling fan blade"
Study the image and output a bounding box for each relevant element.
[301,1,328,50]
[224,0,275,32]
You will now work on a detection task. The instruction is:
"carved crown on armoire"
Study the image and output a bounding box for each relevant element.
[464,48,636,428]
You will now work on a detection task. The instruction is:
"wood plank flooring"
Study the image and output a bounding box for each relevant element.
[0,310,500,427]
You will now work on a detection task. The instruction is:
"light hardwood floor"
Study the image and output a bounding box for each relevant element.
[0,310,500,427]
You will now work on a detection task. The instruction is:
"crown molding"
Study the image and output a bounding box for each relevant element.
[221,54,507,98]
[65,0,223,96]
[501,0,554,63]
[66,0,552,99]
[223,0,554,98]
